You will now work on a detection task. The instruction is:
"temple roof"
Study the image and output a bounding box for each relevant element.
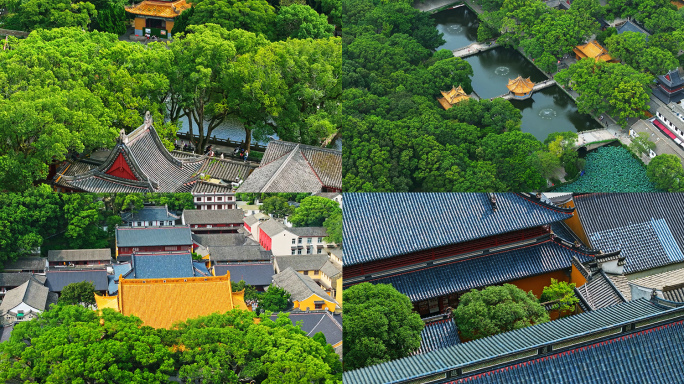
[416,317,460,355]
[53,114,256,193]
[272,267,338,306]
[125,0,191,18]
[209,245,270,262]
[192,233,251,247]
[344,299,680,384]
[45,270,109,292]
[447,319,684,384]
[121,206,179,224]
[617,20,650,36]
[131,252,196,279]
[575,270,626,311]
[118,274,244,328]
[116,226,193,248]
[3,257,46,272]
[237,140,342,192]
[343,193,574,266]
[182,208,244,225]
[269,311,343,348]
[438,85,470,110]
[0,273,46,288]
[47,249,112,263]
[657,68,684,87]
[574,193,684,273]
[356,238,595,302]
[214,262,274,286]
[506,76,535,94]
[573,40,613,62]
[0,278,49,313]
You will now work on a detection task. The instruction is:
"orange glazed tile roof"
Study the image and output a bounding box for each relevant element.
[118,274,248,328]
[574,41,614,62]
[438,85,470,110]
[507,76,535,94]
[95,294,119,311]
[125,0,191,18]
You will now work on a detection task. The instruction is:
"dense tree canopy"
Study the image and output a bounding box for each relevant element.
[540,278,579,314]
[647,154,684,191]
[257,284,292,314]
[260,196,295,218]
[58,281,97,307]
[289,196,342,227]
[343,283,424,371]
[454,284,550,340]
[0,305,342,383]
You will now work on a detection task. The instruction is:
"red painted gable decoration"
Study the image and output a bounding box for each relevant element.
[666,74,671,81]
[106,153,138,181]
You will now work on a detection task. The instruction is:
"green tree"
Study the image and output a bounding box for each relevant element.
[261,196,295,218]
[647,154,684,191]
[454,284,550,340]
[171,6,194,36]
[540,278,579,314]
[344,283,424,371]
[7,0,97,31]
[323,210,342,245]
[289,196,342,227]
[186,0,277,38]
[61,194,108,249]
[231,280,261,301]
[257,284,291,313]
[59,281,97,307]
[275,4,334,40]
[0,305,175,383]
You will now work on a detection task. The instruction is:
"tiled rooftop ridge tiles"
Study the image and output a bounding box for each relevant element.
[450,320,684,383]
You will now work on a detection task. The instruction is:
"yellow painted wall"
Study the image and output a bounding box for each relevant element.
[294,295,336,312]
[134,17,146,30]
[335,278,343,305]
[509,270,569,298]
[166,20,174,31]
[558,200,590,246]
[571,263,587,286]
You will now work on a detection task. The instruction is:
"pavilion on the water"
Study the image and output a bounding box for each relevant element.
[506,76,535,100]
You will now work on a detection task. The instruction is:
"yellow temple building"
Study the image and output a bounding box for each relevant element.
[125,0,192,39]
[573,41,616,62]
[506,76,535,99]
[437,85,470,110]
[95,274,249,328]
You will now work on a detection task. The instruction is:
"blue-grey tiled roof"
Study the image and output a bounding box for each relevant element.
[214,262,274,286]
[193,262,210,276]
[357,239,594,302]
[120,206,179,223]
[108,263,132,295]
[449,320,684,384]
[131,253,195,279]
[575,193,684,273]
[343,193,573,266]
[575,270,626,311]
[416,318,460,355]
[616,20,649,36]
[115,226,193,247]
[45,270,109,292]
[344,299,673,384]
[269,311,342,347]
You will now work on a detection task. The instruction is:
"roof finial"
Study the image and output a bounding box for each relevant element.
[119,128,128,144]
[144,111,152,129]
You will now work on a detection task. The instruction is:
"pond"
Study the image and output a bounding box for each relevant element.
[434,7,601,141]
[433,5,479,52]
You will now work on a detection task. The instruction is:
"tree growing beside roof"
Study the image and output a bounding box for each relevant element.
[257,284,291,314]
[289,196,342,227]
[646,154,684,192]
[343,283,424,371]
[57,281,97,307]
[540,278,579,316]
[260,196,294,218]
[454,284,550,341]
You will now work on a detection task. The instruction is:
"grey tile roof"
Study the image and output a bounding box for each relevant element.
[665,286,684,302]
[447,319,684,384]
[120,206,179,223]
[272,267,338,305]
[190,180,235,194]
[656,105,684,131]
[416,318,460,355]
[258,219,286,237]
[0,324,14,343]
[244,215,259,226]
[344,193,574,266]
[131,253,196,279]
[616,20,649,35]
[214,262,274,286]
[116,226,193,247]
[183,208,244,225]
[359,239,594,302]
[198,157,256,182]
[289,227,328,237]
[575,271,626,311]
[237,140,342,192]
[209,246,271,262]
[0,278,49,312]
[192,233,249,247]
[575,193,684,273]
[0,273,46,288]
[630,267,684,291]
[320,260,342,278]
[45,270,109,292]
[658,68,684,88]
[344,299,674,384]
[607,274,631,301]
[47,249,112,263]
[3,257,46,272]
[108,263,132,295]
[269,311,342,347]
[275,255,329,272]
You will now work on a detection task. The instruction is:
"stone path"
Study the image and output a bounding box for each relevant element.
[453,42,499,58]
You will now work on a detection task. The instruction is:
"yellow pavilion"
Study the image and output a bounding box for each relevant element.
[573,41,616,62]
[437,85,470,110]
[507,76,535,99]
[125,0,192,39]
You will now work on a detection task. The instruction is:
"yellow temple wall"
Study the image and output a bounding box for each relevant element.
[134,17,146,31]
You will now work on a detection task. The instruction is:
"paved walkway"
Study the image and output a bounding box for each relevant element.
[630,119,684,166]
[413,0,463,12]
[453,42,499,58]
